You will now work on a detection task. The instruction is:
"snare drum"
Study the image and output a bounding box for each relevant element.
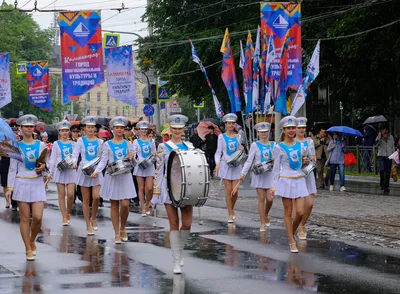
[82,157,101,177]
[138,154,156,170]
[301,159,316,176]
[57,155,74,171]
[252,161,273,175]
[226,150,248,167]
[106,158,134,176]
[166,149,210,208]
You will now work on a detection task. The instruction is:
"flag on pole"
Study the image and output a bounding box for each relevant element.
[0,53,12,109]
[275,30,291,115]
[191,40,224,118]
[263,35,276,114]
[243,31,254,115]
[290,40,320,116]
[260,32,267,111]
[220,28,241,113]
[252,26,261,112]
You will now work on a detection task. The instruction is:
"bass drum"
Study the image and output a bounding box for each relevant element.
[167,149,210,208]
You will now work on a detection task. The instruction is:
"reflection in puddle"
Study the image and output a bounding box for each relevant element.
[22,263,43,294]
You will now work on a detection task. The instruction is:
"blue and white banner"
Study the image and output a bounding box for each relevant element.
[0,53,11,109]
[105,45,137,106]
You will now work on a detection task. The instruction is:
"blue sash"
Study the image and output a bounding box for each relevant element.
[301,139,310,157]
[223,134,238,156]
[165,142,188,153]
[108,140,128,161]
[19,141,40,170]
[279,142,302,170]
[256,141,274,163]
[82,137,99,161]
[138,139,152,159]
[57,141,73,160]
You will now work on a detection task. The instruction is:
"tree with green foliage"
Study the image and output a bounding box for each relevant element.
[0,3,58,123]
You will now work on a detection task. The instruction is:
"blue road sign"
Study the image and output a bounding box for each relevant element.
[143,105,155,117]
[157,86,171,102]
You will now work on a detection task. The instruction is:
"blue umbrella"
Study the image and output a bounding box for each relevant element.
[327,126,363,137]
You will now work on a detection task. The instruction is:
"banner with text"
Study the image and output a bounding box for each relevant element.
[59,11,104,104]
[0,53,11,109]
[261,2,302,88]
[105,45,137,106]
[27,61,52,111]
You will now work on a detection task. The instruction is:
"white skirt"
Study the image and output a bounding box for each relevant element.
[133,164,155,178]
[218,161,241,180]
[251,171,273,189]
[53,168,76,185]
[76,166,103,187]
[306,171,317,195]
[100,172,137,200]
[13,177,47,203]
[275,177,309,199]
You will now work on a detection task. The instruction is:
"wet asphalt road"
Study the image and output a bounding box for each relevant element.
[1,183,400,294]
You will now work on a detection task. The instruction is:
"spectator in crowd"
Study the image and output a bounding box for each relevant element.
[189,128,204,149]
[375,125,395,194]
[205,125,218,177]
[313,128,331,189]
[362,125,376,172]
[328,132,347,192]
[70,125,80,142]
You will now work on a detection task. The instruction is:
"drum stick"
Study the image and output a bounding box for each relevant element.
[217,178,223,199]
[153,204,157,227]
[198,207,203,225]
[44,177,51,190]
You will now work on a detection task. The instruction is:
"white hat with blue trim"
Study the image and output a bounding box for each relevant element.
[296,117,308,128]
[110,116,128,128]
[16,114,38,126]
[222,113,238,123]
[136,121,150,129]
[279,116,297,129]
[255,122,271,132]
[168,114,188,128]
[56,120,71,130]
[81,116,97,126]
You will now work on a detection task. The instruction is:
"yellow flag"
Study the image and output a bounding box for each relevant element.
[220,28,229,53]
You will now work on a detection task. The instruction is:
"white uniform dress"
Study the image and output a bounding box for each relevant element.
[72,137,104,187]
[132,138,156,177]
[49,140,77,184]
[241,141,275,189]
[8,141,47,203]
[95,140,137,201]
[299,138,317,195]
[152,141,189,205]
[271,142,309,199]
[215,133,243,180]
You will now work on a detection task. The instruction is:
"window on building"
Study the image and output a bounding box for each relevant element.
[115,106,119,116]
[134,106,137,116]
[107,106,110,116]
[86,109,90,115]
[97,92,101,102]
[107,94,110,102]
[86,92,90,101]
[97,107,101,116]
[122,107,125,116]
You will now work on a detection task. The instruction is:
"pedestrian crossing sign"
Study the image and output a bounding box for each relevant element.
[16,62,27,75]
[103,33,120,48]
[157,86,171,102]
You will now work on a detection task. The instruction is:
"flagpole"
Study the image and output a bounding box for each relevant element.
[241,111,249,150]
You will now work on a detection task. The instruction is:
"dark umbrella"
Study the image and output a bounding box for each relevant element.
[96,116,111,126]
[363,115,387,125]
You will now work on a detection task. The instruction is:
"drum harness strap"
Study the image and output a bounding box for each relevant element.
[280,175,305,179]
[162,141,194,178]
[17,175,40,179]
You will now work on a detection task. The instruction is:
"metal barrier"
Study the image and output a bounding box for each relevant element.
[346,146,378,174]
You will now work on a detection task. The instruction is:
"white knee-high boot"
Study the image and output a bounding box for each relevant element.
[179,230,190,267]
[170,230,181,274]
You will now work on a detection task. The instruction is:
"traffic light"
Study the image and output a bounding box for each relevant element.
[150,84,157,104]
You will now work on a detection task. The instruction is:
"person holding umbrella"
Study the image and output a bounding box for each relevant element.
[375,125,395,194]
[327,132,347,191]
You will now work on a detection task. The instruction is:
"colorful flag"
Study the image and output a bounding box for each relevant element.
[275,30,291,115]
[59,11,105,104]
[0,53,12,109]
[261,2,302,87]
[260,32,267,110]
[191,40,224,118]
[243,31,254,114]
[290,40,320,116]
[252,26,261,111]
[26,61,52,111]
[263,35,276,114]
[105,45,137,107]
[220,28,241,113]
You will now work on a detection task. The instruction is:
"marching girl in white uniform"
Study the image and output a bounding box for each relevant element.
[92,117,137,244]
[270,116,309,253]
[48,120,77,226]
[72,116,103,236]
[132,121,156,216]
[5,115,47,261]
[153,115,193,275]
[240,122,275,232]
[295,117,317,240]
[215,113,244,223]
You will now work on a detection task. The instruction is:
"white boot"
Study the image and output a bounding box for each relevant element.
[179,230,190,267]
[170,231,181,274]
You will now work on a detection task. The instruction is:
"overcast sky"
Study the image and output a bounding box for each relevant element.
[5,0,148,46]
